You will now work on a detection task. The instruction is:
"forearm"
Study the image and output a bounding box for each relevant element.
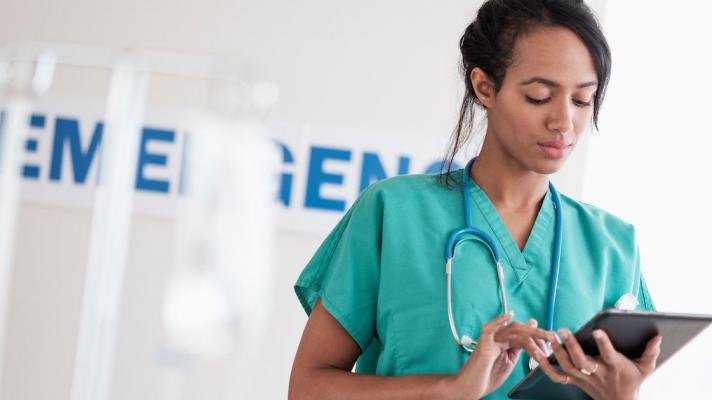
[288,368,471,400]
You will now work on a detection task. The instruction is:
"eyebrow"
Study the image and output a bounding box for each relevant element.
[519,77,598,89]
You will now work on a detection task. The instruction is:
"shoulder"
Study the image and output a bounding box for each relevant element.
[364,173,447,193]
[558,193,637,249]
[559,193,633,231]
[357,171,461,204]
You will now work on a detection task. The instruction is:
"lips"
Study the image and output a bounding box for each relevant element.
[539,140,570,149]
[538,141,572,159]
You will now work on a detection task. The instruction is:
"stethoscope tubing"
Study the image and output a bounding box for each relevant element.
[444,157,563,352]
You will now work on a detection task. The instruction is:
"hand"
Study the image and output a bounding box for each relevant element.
[452,312,551,399]
[534,328,662,400]
[522,318,554,369]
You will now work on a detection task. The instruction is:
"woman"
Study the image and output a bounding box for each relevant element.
[289,0,661,399]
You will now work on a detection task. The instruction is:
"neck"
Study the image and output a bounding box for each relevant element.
[470,136,549,210]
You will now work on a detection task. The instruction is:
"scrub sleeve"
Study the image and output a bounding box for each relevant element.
[294,185,382,352]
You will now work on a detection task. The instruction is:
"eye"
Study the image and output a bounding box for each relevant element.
[526,95,550,105]
[573,98,593,107]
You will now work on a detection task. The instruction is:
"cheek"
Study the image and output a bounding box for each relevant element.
[503,106,544,141]
[494,95,542,133]
[573,110,594,134]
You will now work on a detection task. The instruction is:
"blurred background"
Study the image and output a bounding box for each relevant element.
[0,0,709,399]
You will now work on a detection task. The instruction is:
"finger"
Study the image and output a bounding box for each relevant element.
[639,335,662,360]
[496,326,550,349]
[635,335,662,375]
[525,319,549,352]
[497,326,548,342]
[481,311,514,337]
[535,337,550,356]
[549,331,586,382]
[496,321,550,341]
[531,346,570,385]
[592,329,623,367]
[506,347,523,364]
[523,337,549,360]
[559,328,595,371]
[532,327,552,341]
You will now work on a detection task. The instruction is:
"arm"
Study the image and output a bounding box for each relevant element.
[289,300,551,400]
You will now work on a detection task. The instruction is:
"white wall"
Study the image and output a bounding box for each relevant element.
[584,2,712,397]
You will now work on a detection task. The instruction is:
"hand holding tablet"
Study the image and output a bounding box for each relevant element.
[508,309,712,400]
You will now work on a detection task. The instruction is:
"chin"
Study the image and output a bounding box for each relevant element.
[530,157,567,175]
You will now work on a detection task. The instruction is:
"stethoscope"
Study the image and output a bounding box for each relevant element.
[444,157,563,369]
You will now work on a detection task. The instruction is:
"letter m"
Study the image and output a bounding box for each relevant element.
[49,118,103,183]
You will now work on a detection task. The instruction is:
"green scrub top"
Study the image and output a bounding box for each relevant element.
[295,169,655,400]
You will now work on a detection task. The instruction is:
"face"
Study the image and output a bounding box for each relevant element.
[472,25,598,174]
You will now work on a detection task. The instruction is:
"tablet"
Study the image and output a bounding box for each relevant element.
[508,309,712,400]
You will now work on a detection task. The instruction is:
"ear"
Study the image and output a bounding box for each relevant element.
[470,67,495,108]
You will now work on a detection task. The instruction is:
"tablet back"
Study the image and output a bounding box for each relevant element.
[508,310,712,400]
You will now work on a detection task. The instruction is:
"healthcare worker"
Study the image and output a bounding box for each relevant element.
[289,0,661,399]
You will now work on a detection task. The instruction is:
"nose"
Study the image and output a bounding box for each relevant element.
[546,99,575,134]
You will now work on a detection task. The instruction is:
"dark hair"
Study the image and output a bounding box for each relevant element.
[439,0,611,187]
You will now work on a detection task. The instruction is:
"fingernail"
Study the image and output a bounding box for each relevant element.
[593,330,604,339]
[558,329,568,339]
[508,310,515,318]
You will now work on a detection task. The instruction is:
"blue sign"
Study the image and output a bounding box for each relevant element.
[8,112,457,213]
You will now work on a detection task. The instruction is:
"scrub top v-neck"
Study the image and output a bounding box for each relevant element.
[294,170,655,400]
[467,177,555,285]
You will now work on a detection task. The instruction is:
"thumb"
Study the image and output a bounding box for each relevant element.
[636,335,662,375]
